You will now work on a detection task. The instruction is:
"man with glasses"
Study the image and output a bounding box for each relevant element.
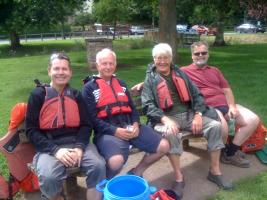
[181,41,259,168]
[141,43,233,197]
[26,52,106,200]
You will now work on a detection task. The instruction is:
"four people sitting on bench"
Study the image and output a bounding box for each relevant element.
[24,43,260,199]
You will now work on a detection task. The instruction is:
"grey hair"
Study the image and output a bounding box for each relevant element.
[96,48,116,65]
[190,41,209,54]
[152,43,173,59]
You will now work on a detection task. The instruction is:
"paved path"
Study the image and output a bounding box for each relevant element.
[21,139,267,200]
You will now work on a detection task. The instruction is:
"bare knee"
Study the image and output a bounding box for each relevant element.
[108,155,125,171]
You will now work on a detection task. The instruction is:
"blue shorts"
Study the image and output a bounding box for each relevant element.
[215,105,229,115]
[96,125,162,162]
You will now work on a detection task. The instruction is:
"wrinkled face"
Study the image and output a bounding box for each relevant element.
[48,59,72,88]
[97,52,116,81]
[153,54,172,76]
[192,45,209,67]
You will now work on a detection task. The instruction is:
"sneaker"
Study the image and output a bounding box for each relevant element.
[221,151,250,168]
[171,180,185,198]
[207,171,234,190]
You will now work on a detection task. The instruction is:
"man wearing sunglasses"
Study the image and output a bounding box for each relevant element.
[26,52,106,200]
[181,41,259,168]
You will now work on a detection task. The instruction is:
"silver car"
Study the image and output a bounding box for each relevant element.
[129,26,145,35]
[235,23,257,33]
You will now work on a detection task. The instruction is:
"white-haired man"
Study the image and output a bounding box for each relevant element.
[82,48,170,180]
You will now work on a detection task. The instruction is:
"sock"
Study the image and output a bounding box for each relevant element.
[226,143,240,157]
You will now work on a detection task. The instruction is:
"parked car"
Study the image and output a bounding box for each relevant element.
[129,26,145,35]
[256,25,266,33]
[234,23,265,33]
[176,24,188,33]
[94,23,103,35]
[191,25,209,35]
[108,27,118,35]
[191,25,217,35]
[235,23,256,33]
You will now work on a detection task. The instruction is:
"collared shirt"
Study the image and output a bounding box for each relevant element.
[180,64,229,108]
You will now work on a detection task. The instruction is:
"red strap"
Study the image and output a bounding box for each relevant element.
[150,189,175,200]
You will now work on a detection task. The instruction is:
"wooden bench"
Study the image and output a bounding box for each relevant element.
[177,32,200,47]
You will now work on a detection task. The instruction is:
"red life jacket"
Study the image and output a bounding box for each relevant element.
[157,71,190,110]
[39,87,80,129]
[95,77,132,118]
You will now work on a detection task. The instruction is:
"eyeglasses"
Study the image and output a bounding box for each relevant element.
[154,56,170,61]
[193,51,208,56]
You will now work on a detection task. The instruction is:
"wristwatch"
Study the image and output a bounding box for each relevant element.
[195,112,202,116]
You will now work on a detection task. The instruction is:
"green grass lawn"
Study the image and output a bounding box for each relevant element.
[0,39,267,199]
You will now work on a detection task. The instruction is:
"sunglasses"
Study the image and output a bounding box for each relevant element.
[50,53,70,62]
[193,51,208,56]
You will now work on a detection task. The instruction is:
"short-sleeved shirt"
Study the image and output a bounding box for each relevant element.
[180,64,229,108]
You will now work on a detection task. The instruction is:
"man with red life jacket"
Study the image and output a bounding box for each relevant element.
[141,43,233,196]
[82,48,170,179]
[26,52,106,200]
[180,41,259,168]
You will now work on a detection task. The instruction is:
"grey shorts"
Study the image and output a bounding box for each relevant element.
[154,111,224,155]
[33,143,106,199]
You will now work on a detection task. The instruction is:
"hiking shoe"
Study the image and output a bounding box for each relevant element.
[221,151,251,168]
[207,172,234,190]
[171,180,185,198]
[237,150,246,159]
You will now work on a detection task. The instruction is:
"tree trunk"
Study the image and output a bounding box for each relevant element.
[10,30,21,50]
[113,21,116,40]
[61,21,66,40]
[213,22,225,46]
[159,0,178,63]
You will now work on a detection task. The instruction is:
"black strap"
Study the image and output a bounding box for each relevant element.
[97,102,129,112]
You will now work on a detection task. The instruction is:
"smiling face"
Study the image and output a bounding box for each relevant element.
[191,44,209,67]
[153,54,172,76]
[96,51,116,81]
[48,58,72,91]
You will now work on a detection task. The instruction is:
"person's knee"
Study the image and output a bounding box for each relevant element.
[91,157,106,175]
[108,155,125,171]
[250,114,260,127]
[157,138,170,154]
[209,120,222,136]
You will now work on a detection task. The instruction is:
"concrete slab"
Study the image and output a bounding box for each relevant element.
[20,139,267,200]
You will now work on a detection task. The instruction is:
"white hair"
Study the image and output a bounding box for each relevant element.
[96,48,117,65]
[152,43,173,58]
